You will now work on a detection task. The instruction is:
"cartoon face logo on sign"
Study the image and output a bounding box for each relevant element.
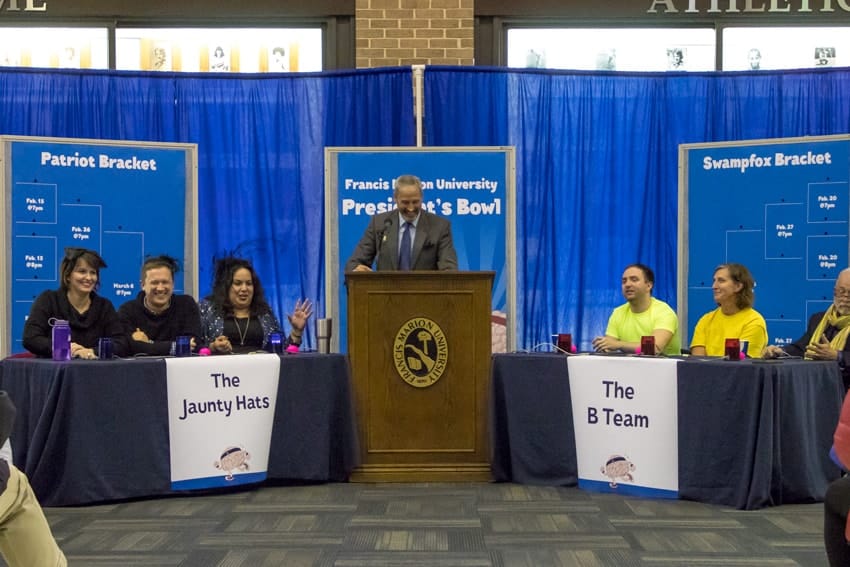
[214,446,250,481]
[600,454,636,488]
[393,317,449,388]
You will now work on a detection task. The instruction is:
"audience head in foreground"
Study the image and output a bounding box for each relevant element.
[0,390,67,566]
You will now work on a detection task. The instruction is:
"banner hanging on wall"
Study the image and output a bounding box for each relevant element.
[0,135,198,357]
[680,134,850,347]
[324,147,516,353]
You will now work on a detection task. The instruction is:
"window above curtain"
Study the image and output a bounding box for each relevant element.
[507,27,716,72]
[723,26,850,71]
[0,26,324,73]
[115,28,323,73]
[0,27,108,70]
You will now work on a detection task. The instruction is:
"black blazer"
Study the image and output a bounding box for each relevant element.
[785,310,850,389]
[784,311,850,357]
[345,210,458,272]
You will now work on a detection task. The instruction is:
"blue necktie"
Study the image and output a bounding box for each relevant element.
[399,222,412,270]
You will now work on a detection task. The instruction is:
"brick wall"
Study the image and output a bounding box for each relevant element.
[355,0,473,68]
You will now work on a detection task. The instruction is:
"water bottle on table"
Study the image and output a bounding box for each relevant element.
[51,319,71,361]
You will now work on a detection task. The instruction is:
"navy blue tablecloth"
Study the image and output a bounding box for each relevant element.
[490,353,845,509]
[0,354,359,506]
[490,353,577,487]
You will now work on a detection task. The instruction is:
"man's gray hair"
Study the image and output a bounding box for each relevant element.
[394,174,422,193]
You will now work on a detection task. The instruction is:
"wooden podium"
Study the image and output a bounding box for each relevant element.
[346,271,494,482]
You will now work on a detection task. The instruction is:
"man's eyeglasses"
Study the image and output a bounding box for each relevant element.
[834,287,850,297]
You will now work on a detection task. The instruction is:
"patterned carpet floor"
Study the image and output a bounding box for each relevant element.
[18,482,829,567]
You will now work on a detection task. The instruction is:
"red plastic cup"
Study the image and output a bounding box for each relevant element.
[725,338,741,360]
[557,333,572,354]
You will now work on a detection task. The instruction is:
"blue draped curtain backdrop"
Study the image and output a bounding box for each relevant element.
[0,67,415,346]
[3,65,850,349]
[425,66,850,350]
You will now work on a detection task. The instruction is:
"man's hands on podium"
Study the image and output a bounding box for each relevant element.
[352,264,372,272]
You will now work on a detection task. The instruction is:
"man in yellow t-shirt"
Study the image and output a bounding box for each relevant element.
[592,264,681,355]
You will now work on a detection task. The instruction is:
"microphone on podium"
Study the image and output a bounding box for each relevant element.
[377,217,393,257]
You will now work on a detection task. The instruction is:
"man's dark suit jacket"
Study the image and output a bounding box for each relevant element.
[345,210,458,272]
[785,310,850,389]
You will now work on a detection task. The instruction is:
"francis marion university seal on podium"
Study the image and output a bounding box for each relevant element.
[393,317,449,388]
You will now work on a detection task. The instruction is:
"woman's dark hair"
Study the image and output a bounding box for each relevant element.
[60,247,107,293]
[715,262,755,309]
[140,255,180,282]
[206,256,271,317]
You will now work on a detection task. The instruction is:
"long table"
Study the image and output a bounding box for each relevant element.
[490,353,845,510]
[0,354,359,506]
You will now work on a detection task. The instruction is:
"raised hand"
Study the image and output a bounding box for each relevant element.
[287,299,314,332]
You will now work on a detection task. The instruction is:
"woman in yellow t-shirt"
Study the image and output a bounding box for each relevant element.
[690,263,767,358]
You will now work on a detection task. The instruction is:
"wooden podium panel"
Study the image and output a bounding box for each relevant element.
[346,271,493,482]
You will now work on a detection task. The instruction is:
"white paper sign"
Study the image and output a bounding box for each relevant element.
[166,354,281,490]
[568,356,679,498]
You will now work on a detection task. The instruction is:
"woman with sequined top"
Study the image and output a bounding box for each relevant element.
[199,256,311,354]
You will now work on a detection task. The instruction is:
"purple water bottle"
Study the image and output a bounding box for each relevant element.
[52,319,71,361]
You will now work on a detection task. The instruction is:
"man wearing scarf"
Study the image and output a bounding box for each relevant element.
[763,268,850,389]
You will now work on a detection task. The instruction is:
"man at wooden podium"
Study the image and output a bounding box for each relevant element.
[345,174,458,272]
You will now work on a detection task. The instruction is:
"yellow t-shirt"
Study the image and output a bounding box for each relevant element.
[604,297,681,355]
[690,307,768,358]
